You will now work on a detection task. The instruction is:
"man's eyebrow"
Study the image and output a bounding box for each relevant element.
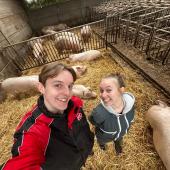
[52,80,74,85]
[51,80,63,83]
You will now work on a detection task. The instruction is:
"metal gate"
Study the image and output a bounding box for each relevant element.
[1,20,106,71]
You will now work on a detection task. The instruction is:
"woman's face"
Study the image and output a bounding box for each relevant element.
[99,78,122,107]
[38,70,74,113]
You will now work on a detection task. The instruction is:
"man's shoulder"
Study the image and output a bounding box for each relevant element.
[71,96,83,107]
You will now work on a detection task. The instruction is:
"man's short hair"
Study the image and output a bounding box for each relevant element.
[39,63,77,86]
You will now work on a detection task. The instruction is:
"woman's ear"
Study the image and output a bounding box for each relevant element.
[120,87,125,93]
[37,82,45,94]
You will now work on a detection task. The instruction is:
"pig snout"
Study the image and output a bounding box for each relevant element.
[83,91,97,99]
[71,65,87,78]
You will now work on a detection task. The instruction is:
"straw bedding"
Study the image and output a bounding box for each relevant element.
[0,48,168,169]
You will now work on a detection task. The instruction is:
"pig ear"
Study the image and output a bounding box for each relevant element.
[156,100,167,108]
[85,91,91,98]
[37,82,45,94]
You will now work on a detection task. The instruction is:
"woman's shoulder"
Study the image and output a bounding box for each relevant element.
[91,103,108,116]
[122,92,135,114]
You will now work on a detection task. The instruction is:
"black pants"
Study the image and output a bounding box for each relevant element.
[114,138,123,155]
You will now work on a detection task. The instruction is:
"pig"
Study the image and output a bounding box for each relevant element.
[32,42,47,63]
[72,85,97,99]
[27,37,44,47]
[42,23,69,35]
[0,75,39,102]
[145,100,170,170]
[71,65,87,78]
[69,50,101,62]
[56,31,76,38]
[80,25,92,42]
[27,37,47,63]
[54,33,83,55]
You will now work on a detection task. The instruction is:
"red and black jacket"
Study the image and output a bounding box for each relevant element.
[1,95,94,170]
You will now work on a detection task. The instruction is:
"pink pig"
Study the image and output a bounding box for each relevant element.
[72,84,97,99]
[69,50,101,62]
[71,65,87,78]
[145,100,170,170]
[0,75,39,102]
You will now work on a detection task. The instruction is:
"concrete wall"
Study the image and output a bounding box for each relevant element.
[0,0,32,80]
[27,0,104,34]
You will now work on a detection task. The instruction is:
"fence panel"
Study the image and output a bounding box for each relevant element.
[1,20,105,71]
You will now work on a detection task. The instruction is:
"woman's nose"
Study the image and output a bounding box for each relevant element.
[100,91,107,98]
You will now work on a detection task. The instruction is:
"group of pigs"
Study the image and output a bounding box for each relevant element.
[28,23,92,63]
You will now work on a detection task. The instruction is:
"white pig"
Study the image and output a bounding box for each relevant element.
[42,23,69,35]
[145,100,170,170]
[71,65,87,78]
[69,50,101,62]
[32,42,47,63]
[28,37,44,47]
[54,33,83,54]
[72,85,97,99]
[0,75,39,102]
[80,25,92,42]
[27,37,46,63]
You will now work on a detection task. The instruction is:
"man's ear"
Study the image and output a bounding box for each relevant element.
[120,87,125,93]
[37,82,45,94]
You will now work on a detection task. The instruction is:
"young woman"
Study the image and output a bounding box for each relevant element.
[89,73,135,155]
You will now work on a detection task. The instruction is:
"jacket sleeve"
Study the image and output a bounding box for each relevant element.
[88,108,105,126]
[1,132,45,170]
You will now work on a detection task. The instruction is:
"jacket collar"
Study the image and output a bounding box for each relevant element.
[38,95,73,118]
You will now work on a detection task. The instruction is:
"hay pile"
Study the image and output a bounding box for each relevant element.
[0,48,168,169]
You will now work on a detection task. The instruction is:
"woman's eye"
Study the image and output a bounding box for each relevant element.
[100,89,104,93]
[106,89,112,93]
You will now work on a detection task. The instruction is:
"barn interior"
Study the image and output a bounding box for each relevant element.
[0,0,170,169]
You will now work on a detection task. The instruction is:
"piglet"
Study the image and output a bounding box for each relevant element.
[145,100,170,170]
[72,84,97,99]
[0,75,39,102]
[69,50,101,62]
[71,65,87,78]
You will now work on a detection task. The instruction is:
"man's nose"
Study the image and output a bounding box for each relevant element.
[63,86,72,95]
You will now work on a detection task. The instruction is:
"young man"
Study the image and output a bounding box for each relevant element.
[1,63,94,170]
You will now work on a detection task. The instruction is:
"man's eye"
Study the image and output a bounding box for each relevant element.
[54,84,62,88]
[69,84,73,90]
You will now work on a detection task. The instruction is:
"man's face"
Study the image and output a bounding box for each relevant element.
[38,70,74,113]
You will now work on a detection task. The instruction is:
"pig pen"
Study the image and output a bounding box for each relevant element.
[0,48,169,170]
